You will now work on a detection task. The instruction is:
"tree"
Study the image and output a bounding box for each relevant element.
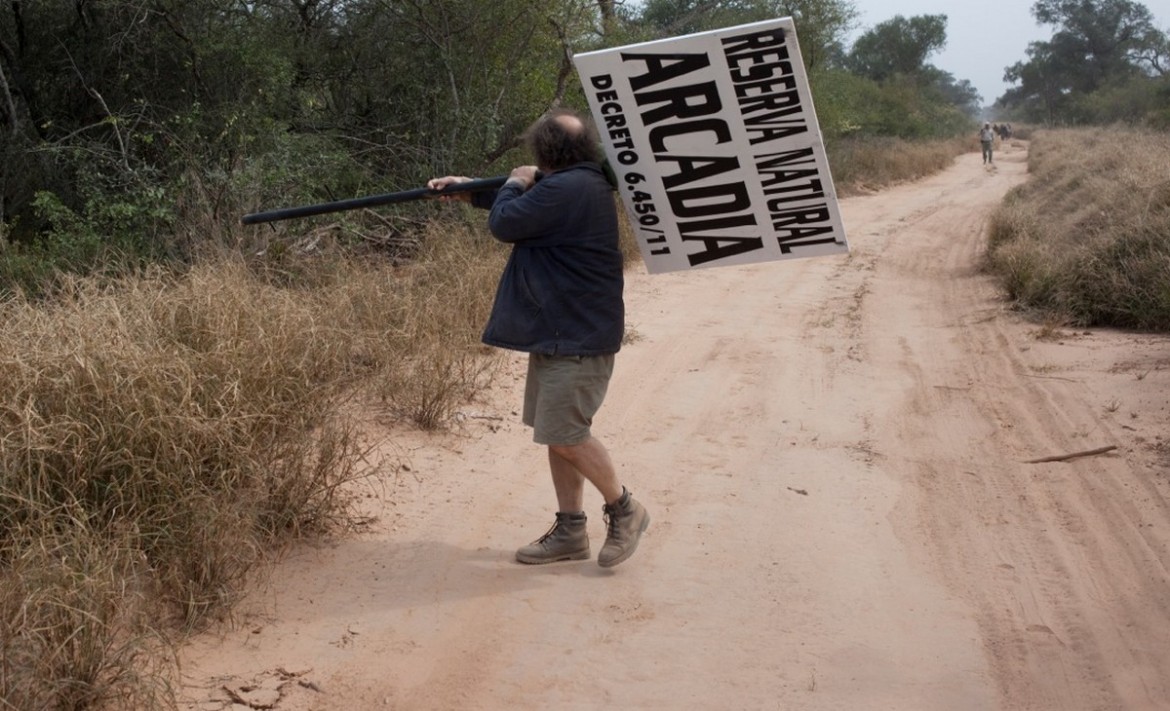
[631,0,858,71]
[1001,42,1069,123]
[925,68,982,118]
[846,14,947,82]
[832,14,980,135]
[999,0,1169,123]
[0,0,605,250]
[1032,0,1164,90]
[776,0,859,70]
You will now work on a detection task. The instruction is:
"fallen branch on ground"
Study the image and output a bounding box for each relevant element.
[1023,445,1118,464]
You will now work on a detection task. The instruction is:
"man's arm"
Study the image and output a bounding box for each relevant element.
[487,168,571,243]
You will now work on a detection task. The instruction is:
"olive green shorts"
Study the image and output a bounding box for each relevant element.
[522,353,615,445]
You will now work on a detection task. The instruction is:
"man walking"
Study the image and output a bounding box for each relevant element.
[428,109,649,568]
[980,122,996,164]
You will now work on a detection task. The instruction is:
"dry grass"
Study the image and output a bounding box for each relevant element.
[0,219,504,709]
[985,126,1170,330]
[366,222,506,428]
[829,135,971,196]
[0,525,173,710]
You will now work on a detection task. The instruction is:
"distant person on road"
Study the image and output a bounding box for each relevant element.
[980,122,996,164]
[427,109,650,569]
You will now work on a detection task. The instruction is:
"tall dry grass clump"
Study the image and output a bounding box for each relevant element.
[829,135,970,196]
[985,127,1170,330]
[366,220,506,428]
[0,221,505,708]
[0,524,172,710]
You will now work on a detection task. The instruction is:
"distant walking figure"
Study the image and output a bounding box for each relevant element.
[980,122,995,164]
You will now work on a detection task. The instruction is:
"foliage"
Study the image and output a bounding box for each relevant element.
[846,14,947,82]
[925,68,983,117]
[810,69,973,140]
[1032,0,1165,88]
[631,0,858,70]
[0,0,599,282]
[608,0,861,83]
[837,13,980,128]
[0,0,990,291]
[999,0,1170,125]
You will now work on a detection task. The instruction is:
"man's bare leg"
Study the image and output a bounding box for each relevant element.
[548,436,622,506]
[514,442,600,564]
[549,436,648,567]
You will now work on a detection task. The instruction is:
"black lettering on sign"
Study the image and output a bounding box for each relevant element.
[756,148,826,207]
[667,182,751,218]
[621,49,765,268]
[765,179,824,209]
[721,28,787,57]
[622,53,712,92]
[634,81,723,126]
[772,205,835,253]
[754,147,813,169]
[721,28,808,144]
[622,52,723,126]
[591,73,640,163]
[678,214,763,266]
[753,148,837,252]
[657,155,742,190]
[778,236,839,254]
[648,118,731,152]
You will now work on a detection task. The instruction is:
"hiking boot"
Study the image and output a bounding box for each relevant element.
[598,490,650,568]
[515,512,590,564]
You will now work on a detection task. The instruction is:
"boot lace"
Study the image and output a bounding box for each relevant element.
[535,519,561,544]
[603,504,621,540]
[537,514,582,544]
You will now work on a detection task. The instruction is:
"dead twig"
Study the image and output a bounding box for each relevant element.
[1024,373,1080,383]
[1023,445,1118,464]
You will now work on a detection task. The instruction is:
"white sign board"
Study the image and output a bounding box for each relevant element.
[573,18,849,274]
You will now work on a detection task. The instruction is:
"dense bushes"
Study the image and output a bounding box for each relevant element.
[0,1,989,300]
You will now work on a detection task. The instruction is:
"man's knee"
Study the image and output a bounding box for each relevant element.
[549,440,588,460]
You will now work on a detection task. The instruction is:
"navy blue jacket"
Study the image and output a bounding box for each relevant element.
[471,162,624,356]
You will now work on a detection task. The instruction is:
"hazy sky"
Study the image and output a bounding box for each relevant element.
[848,0,1170,106]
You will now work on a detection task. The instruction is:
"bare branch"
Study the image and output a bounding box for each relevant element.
[1023,445,1118,464]
[0,54,18,133]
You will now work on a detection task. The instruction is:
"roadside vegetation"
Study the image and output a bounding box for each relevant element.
[985,126,1170,331]
[829,136,971,196]
[1,0,1167,708]
[0,226,504,708]
[996,0,1170,128]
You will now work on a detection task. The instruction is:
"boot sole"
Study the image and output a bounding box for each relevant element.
[597,512,650,568]
[515,548,591,565]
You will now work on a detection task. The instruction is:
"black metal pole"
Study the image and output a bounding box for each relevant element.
[240,175,511,225]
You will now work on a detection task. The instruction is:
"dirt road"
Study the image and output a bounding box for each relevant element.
[180,141,1170,710]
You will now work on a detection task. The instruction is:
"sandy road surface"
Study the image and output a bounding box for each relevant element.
[180,141,1170,710]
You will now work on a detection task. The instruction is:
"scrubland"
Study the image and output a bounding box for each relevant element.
[3,128,1165,708]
